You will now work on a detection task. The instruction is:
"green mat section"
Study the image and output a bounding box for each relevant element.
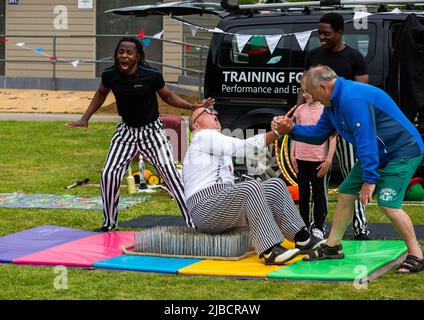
[268,240,407,281]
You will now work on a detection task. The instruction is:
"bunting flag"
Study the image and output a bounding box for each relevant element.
[10,8,416,71]
[137,28,145,38]
[191,26,198,38]
[295,30,314,51]
[0,38,8,42]
[143,38,151,48]
[235,34,252,53]
[264,35,283,55]
[353,11,373,20]
[153,31,163,39]
[71,60,80,68]
[208,27,225,34]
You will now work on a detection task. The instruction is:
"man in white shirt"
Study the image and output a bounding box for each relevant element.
[183,107,325,265]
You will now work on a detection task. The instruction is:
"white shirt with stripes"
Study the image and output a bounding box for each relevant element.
[183,129,265,200]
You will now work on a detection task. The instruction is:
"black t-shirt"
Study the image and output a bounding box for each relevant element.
[304,45,368,79]
[101,65,165,127]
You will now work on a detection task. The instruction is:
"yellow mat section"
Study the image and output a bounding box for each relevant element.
[178,254,304,278]
[282,239,295,249]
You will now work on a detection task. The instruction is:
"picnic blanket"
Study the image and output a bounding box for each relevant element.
[0,193,150,210]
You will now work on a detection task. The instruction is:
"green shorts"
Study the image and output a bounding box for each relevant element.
[338,155,423,208]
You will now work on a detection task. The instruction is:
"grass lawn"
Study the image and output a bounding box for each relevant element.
[0,121,423,300]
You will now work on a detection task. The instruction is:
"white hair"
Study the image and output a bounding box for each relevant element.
[302,65,338,87]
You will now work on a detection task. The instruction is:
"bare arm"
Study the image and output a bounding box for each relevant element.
[326,134,337,163]
[265,131,279,145]
[66,82,110,129]
[157,85,215,111]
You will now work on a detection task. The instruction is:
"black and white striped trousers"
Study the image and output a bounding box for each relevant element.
[335,135,368,236]
[100,118,193,230]
[187,178,306,255]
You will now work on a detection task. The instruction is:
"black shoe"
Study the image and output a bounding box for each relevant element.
[139,183,148,190]
[295,235,326,254]
[263,245,300,265]
[93,226,119,232]
[303,243,345,261]
[354,233,371,240]
[93,226,110,232]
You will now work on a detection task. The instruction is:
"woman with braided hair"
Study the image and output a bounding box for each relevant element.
[67,37,214,231]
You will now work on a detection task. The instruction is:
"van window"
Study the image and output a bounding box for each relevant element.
[219,26,291,68]
[291,22,376,68]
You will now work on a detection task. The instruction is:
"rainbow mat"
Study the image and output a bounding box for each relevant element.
[0,227,407,281]
[0,226,94,263]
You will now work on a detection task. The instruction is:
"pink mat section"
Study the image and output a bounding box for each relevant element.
[14,231,135,267]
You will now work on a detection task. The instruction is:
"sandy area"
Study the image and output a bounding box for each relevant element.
[0,88,196,116]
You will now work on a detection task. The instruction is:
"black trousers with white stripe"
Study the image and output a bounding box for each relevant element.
[297,160,328,232]
[100,119,193,230]
[335,135,368,236]
[187,178,306,255]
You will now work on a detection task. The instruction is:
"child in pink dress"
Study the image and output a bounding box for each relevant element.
[291,92,337,238]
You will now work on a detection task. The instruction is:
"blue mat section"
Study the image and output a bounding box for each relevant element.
[93,255,203,274]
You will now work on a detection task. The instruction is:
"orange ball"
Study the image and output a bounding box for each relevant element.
[287,185,299,201]
[144,169,152,181]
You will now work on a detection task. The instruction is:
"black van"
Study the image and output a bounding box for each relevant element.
[109,0,424,177]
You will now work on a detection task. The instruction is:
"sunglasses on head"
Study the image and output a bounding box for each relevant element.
[192,107,218,124]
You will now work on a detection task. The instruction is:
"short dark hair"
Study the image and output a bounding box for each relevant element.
[114,37,146,67]
[319,13,344,32]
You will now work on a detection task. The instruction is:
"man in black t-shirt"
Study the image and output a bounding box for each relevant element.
[300,13,370,240]
[66,37,214,231]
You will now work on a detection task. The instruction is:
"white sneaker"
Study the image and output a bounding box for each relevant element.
[311,228,325,240]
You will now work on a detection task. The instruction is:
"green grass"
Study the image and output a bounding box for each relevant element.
[0,121,423,300]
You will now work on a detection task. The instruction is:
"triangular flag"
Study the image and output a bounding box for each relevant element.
[295,30,313,51]
[49,56,57,61]
[184,44,190,51]
[137,28,145,38]
[153,31,163,39]
[235,34,252,53]
[391,8,402,14]
[0,38,8,42]
[191,26,198,38]
[143,38,151,48]
[34,47,44,53]
[353,11,373,20]
[208,27,224,34]
[71,60,80,68]
[16,42,25,47]
[265,35,282,54]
